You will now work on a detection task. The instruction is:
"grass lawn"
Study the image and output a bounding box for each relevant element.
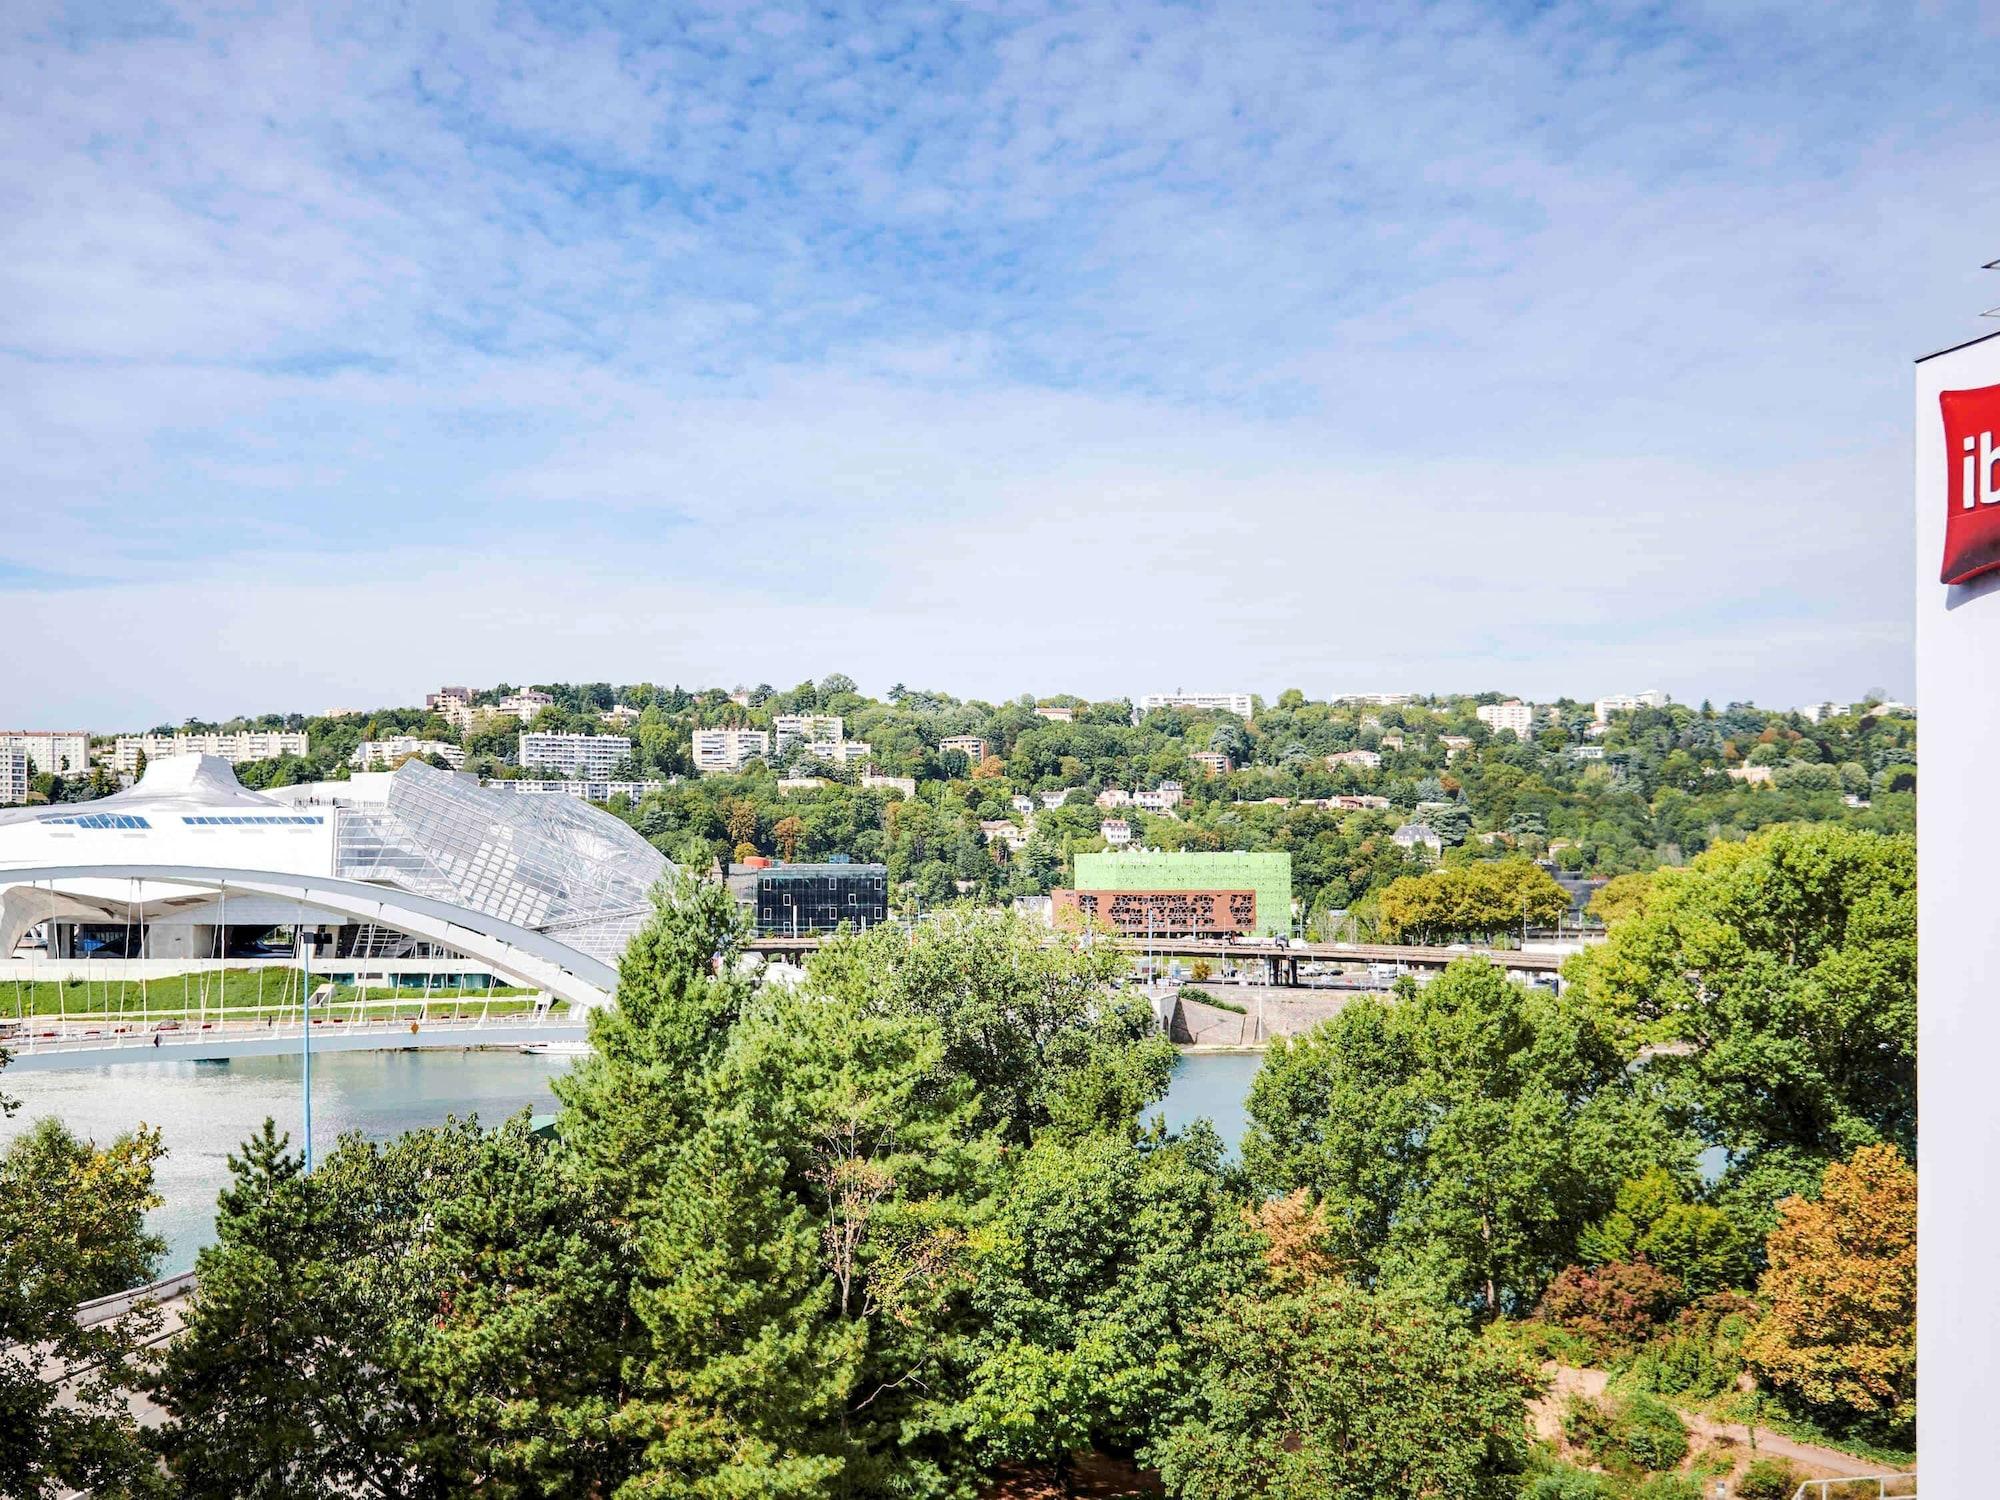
[0,968,543,1026]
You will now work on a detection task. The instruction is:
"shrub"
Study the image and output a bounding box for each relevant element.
[1524,1466,1613,1500]
[1565,1392,1689,1477]
[1537,1260,1685,1357]
[1629,1476,1702,1500]
[1612,1393,1690,1473]
[1624,1293,1759,1399]
[1177,985,1246,1014]
[1737,1457,1802,1500]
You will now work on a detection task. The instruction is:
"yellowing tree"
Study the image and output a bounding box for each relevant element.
[773,814,804,862]
[1744,1144,1915,1433]
[1377,860,1568,944]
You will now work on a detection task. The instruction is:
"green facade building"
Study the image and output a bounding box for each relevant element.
[1070,850,1292,938]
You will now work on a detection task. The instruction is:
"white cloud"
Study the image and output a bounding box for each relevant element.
[1,0,1989,722]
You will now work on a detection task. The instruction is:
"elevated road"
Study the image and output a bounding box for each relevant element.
[745,933,1576,984]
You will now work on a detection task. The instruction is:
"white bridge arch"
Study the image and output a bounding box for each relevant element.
[0,864,619,1009]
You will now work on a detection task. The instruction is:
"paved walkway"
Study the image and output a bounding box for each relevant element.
[1536,1365,1898,1482]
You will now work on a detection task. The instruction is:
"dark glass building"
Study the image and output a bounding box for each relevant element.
[738,861,889,935]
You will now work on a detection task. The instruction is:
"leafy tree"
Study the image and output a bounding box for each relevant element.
[1743,1144,1915,1437]
[1376,861,1569,944]
[1586,871,1654,929]
[0,1112,166,1499]
[152,1115,636,1498]
[806,907,1173,1146]
[1534,1260,1684,1357]
[1575,1168,1750,1294]
[1568,825,1915,1212]
[1242,961,1688,1315]
[1152,1281,1532,1499]
[959,1126,1261,1475]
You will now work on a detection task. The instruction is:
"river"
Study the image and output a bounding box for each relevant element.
[0,1046,1266,1273]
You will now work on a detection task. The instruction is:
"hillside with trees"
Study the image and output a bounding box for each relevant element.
[73,679,1915,934]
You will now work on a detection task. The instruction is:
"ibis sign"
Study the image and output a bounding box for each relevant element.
[1939,380,2000,584]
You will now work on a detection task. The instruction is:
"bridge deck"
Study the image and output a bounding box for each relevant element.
[746,933,1572,971]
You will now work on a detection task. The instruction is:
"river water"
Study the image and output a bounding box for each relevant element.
[0,1047,1265,1273]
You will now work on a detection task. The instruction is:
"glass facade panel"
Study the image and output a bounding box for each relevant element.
[752,865,888,935]
[330,761,670,963]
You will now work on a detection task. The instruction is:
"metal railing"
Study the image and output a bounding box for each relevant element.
[4,1007,568,1057]
[1792,1476,1915,1500]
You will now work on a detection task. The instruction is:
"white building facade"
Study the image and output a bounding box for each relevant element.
[1591,691,1669,723]
[1914,327,2000,1492]
[0,746,28,806]
[0,731,90,777]
[112,731,308,774]
[692,728,770,774]
[351,737,466,770]
[518,732,631,777]
[1475,700,1536,735]
[1139,692,1253,718]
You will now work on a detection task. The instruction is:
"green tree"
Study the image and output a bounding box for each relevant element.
[1152,1281,1532,1500]
[1243,961,1687,1315]
[0,1111,167,1500]
[1575,1168,1750,1295]
[1568,824,1915,1214]
[151,1115,635,1497]
[806,907,1173,1145]
[959,1126,1261,1476]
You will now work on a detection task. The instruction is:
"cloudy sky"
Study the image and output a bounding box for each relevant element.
[4,0,1994,725]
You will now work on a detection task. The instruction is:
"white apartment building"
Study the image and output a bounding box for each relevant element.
[1795,701,1852,724]
[426,687,474,730]
[498,689,555,723]
[1132,781,1184,812]
[112,731,308,774]
[940,735,990,761]
[503,778,666,801]
[862,772,916,796]
[350,737,467,770]
[1139,691,1254,718]
[606,704,643,727]
[773,714,844,752]
[0,730,90,777]
[1475,700,1536,736]
[518,732,632,778]
[693,728,771,774]
[1593,690,1670,722]
[1333,693,1414,706]
[1100,818,1134,847]
[1032,705,1074,722]
[1326,749,1381,770]
[803,738,870,768]
[0,745,29,805]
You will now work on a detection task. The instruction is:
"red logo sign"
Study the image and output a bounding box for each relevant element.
[1941,382,2000,584]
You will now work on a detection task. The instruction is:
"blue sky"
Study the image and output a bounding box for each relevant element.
[3,0,1994,725]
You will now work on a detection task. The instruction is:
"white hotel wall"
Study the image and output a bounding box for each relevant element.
[1914,328,2000,1493]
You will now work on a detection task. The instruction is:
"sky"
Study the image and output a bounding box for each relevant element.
[4,0,1997,727]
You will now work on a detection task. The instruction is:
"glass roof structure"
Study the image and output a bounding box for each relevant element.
[328,760,670,964]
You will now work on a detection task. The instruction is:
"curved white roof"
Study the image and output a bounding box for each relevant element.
[0,753,284,830]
